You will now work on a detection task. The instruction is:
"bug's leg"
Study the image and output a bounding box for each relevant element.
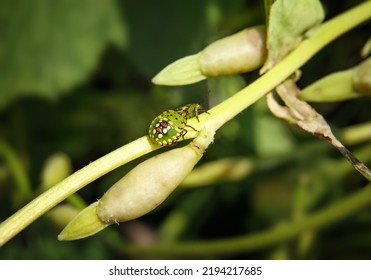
[185,124,199,132]
[195,107,210,122]
[195,112,200,122]
[179,129,188,140]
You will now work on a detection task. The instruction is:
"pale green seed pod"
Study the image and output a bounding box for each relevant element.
[198,25,267,77]
[299,69,359,102]
[40,152,72,190]
[299,58,371,102]
[353,57,371,96]
[96,127,215,224]
[152,26,267,86]
[58,128,215,240]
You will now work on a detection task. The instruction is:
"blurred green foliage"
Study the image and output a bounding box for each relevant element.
[0,0,370,259]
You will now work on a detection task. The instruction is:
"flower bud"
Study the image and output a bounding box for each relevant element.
[353,58,371,96]
[198,26,267,76]
[58,128,215,240]
[152,26,267,86]
[40,153,72,191]
[299,69,359,102]
[300,58,371,102]
[97,127,215,224]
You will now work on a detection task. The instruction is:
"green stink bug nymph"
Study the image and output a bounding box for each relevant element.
[148,104,203,146]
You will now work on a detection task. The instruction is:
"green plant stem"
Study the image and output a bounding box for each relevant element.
[0,140,32,204]
[114,183,371,258]
[0,0,370,247]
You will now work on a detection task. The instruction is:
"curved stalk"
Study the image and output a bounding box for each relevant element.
[0,0,370,247]
[117,183,371,258]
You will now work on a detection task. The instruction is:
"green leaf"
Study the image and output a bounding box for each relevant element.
[264,0,276,25]
[0,0,126,108]
[261,0,325,72]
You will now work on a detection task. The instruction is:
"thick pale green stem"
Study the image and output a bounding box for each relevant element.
[0,1,370,247]
[0,137,155,246]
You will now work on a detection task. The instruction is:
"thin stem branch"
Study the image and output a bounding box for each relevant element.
[0,140,32,204]
[116,183,371,258]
